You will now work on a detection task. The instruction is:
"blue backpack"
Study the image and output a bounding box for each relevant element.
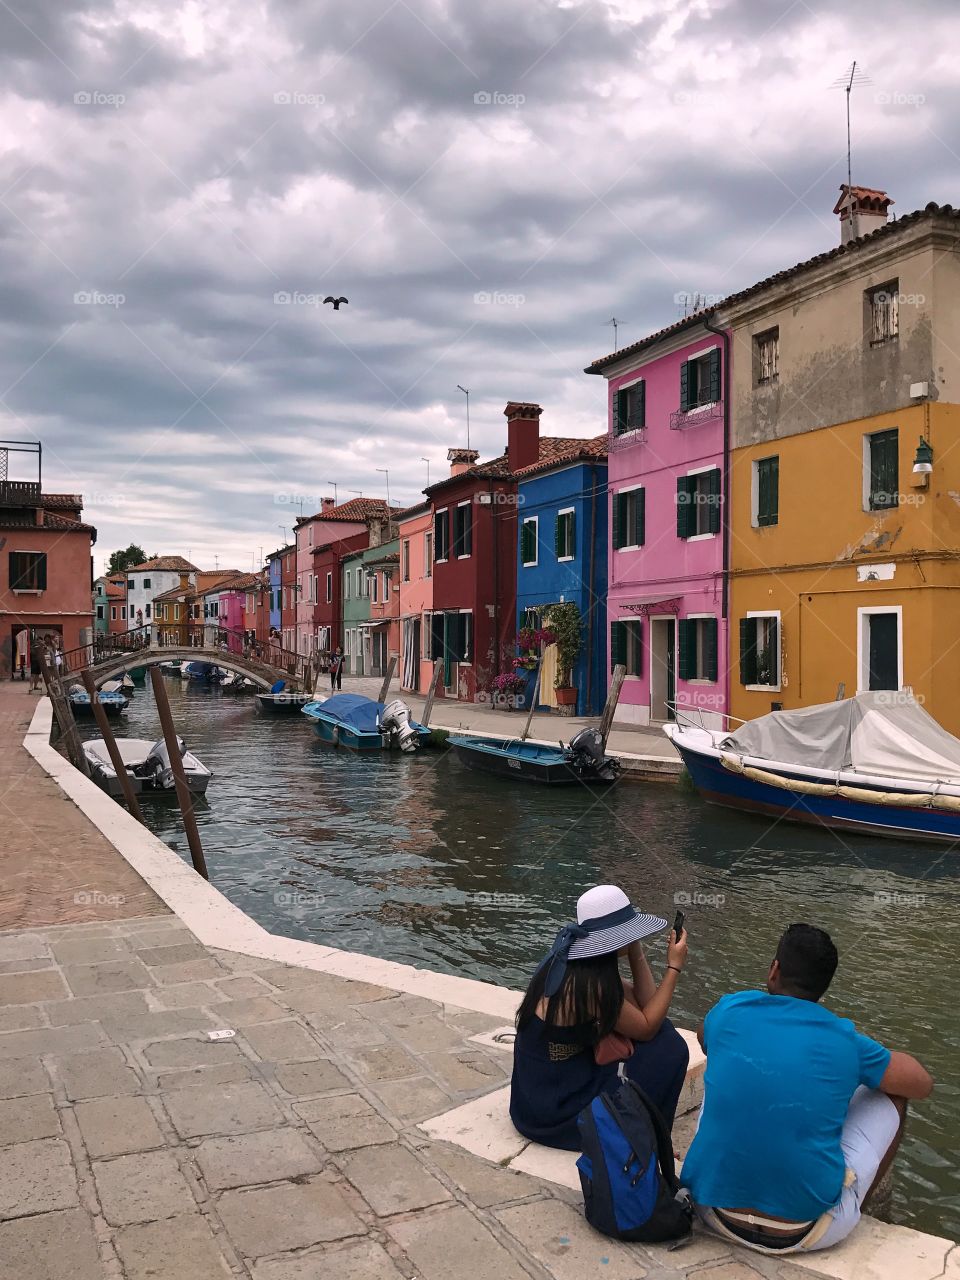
[577,1077,693,1243]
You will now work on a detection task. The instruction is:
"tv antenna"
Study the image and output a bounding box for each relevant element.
[605,317,627,351]
[830,61,872,191]
[456,385,471,450]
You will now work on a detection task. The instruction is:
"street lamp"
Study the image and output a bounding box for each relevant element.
[456,385,471,450]
[913,436,934,474]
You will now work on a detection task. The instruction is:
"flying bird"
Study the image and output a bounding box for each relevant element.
[324,296,348,310]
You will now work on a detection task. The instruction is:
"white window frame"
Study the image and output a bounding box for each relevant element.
[325,572,332,603]
[745,609,781,692]
[521,515,539,567]
[356,568,363,597]
[557,506,575,562]
[435,507,449,564]
[110,605,117,621]
[857,605,903,694]
[402,540,410,582]
[383,570,390,599]
[686,463,719,541]
[683,612,716,684]
[424,530,433,578]
[615,484,643,553]
[456,499,472,560]
[685,345,720,413]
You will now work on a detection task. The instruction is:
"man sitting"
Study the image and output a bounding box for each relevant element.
[681,923,933,1253]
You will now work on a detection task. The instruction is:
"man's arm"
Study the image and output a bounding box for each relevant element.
[878,1051,934,1101]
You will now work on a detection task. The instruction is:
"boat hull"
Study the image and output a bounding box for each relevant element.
[449,736,618,785]
[256,693,314,713]
[673,739,960,844]
[308,716,430,751]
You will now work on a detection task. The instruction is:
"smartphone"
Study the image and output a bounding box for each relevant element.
[673,910,685,942]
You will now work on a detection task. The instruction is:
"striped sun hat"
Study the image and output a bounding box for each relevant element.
[566,885,667,959]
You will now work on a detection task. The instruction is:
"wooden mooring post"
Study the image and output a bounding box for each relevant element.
[80,671,144,823]
[41,659,89,776]
[520,665,542,743]
[377,655,398,704]
[598,664,626,749]
[420,658,444,727]
[149,668,209,880]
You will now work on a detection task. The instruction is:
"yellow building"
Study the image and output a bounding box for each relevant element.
[720,191,960,734]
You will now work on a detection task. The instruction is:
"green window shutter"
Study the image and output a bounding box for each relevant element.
[704,617,718,681]
[709,348,722,403]
[568,510,575,555]
[611,494,622,550]
[637,380,646,429]
[679,361,690,412]
[520,521,532,563]
[757,457,779,526]
[613,389,625,436]
[677,476,694,539]
[554,515,563,558]
[634,488,645,547]
[677,619,695,681]
[870,431,899,509]
[707,468,722,534]
[610,621,627,671]
[739,618,758,686]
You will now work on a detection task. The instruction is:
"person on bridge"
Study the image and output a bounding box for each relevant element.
[330,645,344,691]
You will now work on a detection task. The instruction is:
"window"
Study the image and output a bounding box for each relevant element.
[145,603,151,619]
[402,541,410,582]
[753,456,779,527]
[866,429,899,510]
[612,489,644,550]
[610,620,642,676]
[424,531,433,578]
[174,605,181,621]
[143,577,151,589]
[677,469,721,538]
[383,571,390,600]
[110,606,117,621]
[121,606,126,620]
[613,380,645,435]
[8,551,47,591]
[520,516,539,566]
[454,502,473,557]
[740,614,780,688]
[356,568,363,597]
[677,617,719,681]
[370,573,378,604]
[556,509,575,560]
[755,328,779,384]
[326,572,332,603]
[96,604,104,620]
[680,348,721,411]
[283,588,288,608]
[434,508,450,562]
[445,611,472,662]
[127,579,134,590]
[868,281,899,345]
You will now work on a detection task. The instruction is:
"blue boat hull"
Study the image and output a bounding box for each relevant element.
[674,741,960,844]
[301,695,430,752]
[449,736,618,785]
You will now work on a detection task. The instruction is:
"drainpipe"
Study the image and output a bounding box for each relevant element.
[586,463,598,714]
[703,313,731,721]
[489,477,499,681]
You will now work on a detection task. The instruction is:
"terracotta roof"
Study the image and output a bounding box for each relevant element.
[0,510,97,535]
[41,494,84,509]
[152,585,189,602]
[424,438,604,494]
[104,582,126,598]
[296,497,399,526]
[585,200,960,374]
[366,550,400,566]
[512,434,608,479]
[396,500,431,522]
[266,544,296,560]
[218,572,260,591]
[128,556,199,573]
[190,571,241,596]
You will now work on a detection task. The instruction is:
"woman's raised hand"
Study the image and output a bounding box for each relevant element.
[667,927,688,971]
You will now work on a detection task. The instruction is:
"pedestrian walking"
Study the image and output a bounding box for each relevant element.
[330,645,344,691]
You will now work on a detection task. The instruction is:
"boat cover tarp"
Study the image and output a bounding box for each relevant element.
[315,694,387,733]
[720,693,960,783]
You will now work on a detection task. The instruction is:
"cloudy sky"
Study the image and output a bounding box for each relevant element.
[1,0,956,569]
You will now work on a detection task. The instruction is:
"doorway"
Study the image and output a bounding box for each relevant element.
[371,630,388,677]
[649,617,676,722]
[863,609,901,691]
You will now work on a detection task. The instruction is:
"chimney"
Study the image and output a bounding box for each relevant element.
[833,185,893,245]
[505,402,542,472]
[447,447,480,477]
[321,497,336,511]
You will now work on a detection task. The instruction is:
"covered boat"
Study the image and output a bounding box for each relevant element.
[256,679,314,713]
[301,693,429,751]
[665,692,960,843]
[449,727,620,785]
[83,736,212,795]
[68,687,128,717]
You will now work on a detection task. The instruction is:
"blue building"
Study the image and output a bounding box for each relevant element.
[267,550,282,634]
[515,437,608,716]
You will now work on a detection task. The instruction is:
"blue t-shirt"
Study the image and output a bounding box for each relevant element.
[681,990,891,1220]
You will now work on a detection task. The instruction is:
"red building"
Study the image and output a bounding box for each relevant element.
[312,528,369,658]
[425,402,550,701]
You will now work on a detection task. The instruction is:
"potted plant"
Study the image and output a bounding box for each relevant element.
[543,603,582,714]
[491,671,526,710]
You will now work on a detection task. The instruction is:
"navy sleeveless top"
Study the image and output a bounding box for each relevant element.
[509,1016,619,1150]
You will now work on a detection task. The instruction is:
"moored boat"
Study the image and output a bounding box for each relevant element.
[68,687,128,717]
[185,661,225,683]
[665,692,960,844]
[82,736,212,795]
[449,727,620,785]
[301,693,429,751]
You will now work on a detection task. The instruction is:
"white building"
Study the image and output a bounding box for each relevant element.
[125,557,198,634]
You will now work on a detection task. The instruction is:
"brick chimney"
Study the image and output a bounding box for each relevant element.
[833,185,893,245]
[505,402,542,473]
[447,447,480,477]
[321,496,336,511]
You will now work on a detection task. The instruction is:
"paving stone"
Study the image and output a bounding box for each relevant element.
[387,1204,530,1280]
[0,1138,77,1219]
[243,1019,325,1062]
[210,996,286,1026]
[50,936,130,965]
[215,975,272,999]
[157,1061,254,1091]
[352,1043,422,1081]
[0,1207,102,1280]
[0,1093,61,1145]
[216,1177,364,1256]
[93,1149,196,1225]
[372,1075,453,1122]
[252,1238,405,1280]
[688,1265,766,1279]
[274,1058,352,1096]
[195,1128,324,1190]
[372,994,441,1022]
[0,1024,103,1059]
[0,957,55,974]
[123,924,196,947]
[0,1055,49,1098]
[44,990,152,1027]
[298,1093,396,1150]
[55,1047,141,1099]
[209,951,281,973]
[423,1050,506,1093]
[115,1213,233,1279]
[0,1005,45,1032]
[146,982,222,1009]
[101,1009,219,1043]
[0,933,51,963]
[142,1036,243,1071]
[62,959,154,997]
[74,1095,165,1158]
[150,959,226,984]
[388,1017,477,1053]
[339,1143,452,1216]
[163,1080,282,1138]
[429,1142,541,1207]
[307,1008,389,1048]
[0,970,68,1006]
[136,942,209,967]
[497,1199,649,1278]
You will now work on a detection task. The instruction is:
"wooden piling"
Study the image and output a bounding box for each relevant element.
[149,668,209,880]
[377,655,398,704]
[520,666,542,743]
[420,658,444,727]
[598,664,626,749]
[80,671,144,823]
[41,659,90,776]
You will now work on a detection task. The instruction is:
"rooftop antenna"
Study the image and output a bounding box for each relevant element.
[830,61,871,191]
[456,385,471,450]
[278,525,288,545]
[421,456,430,487]
[605,317,626,351]
[350,489,362,497]
[325,482,338,505]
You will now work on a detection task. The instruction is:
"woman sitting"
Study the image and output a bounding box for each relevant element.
[510,884,689,1150]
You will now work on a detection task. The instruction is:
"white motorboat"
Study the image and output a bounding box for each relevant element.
[83,736,213,796]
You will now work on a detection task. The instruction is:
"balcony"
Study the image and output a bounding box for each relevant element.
[670,401,723,430]
[0,480,41,506]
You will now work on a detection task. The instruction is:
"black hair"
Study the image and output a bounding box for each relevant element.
[774,923,838,1000]
[516,951,624,1046]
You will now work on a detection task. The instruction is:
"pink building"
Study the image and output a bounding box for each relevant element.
[294,498,389,656]
[586,317,728,728]
[397,501,435,692]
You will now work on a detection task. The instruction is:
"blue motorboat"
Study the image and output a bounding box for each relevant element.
[68,687,128,717]
[301,693,429,752]
[664,692,960,844]
[449,727,620,785]
[185,661,225,683]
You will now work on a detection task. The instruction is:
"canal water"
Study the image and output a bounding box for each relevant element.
[81,677,959,1239]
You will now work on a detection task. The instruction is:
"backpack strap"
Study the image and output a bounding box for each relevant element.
[621,1078,680,1192]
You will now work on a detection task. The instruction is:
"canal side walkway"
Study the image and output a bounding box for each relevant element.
[0,693,954,1280]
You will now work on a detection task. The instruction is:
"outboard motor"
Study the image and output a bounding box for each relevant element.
[146,736,187,787]
[380,698,421,752]
[568,727,620,781]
